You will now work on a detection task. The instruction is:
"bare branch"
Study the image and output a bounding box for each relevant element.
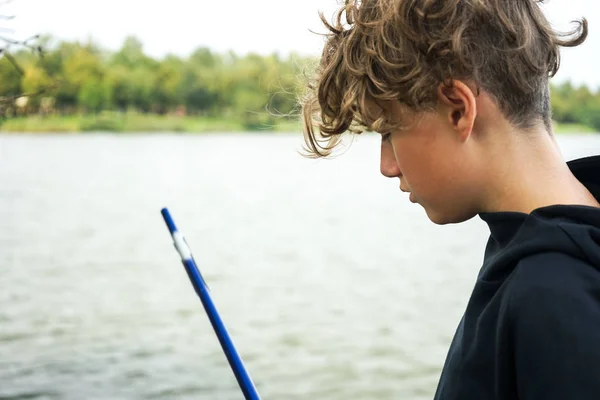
[3,51,23,74]
[0,90,44,103]
[0,34,42,51]
[0,80,61,105]
[0,35,22,45]
[0,2,54,114]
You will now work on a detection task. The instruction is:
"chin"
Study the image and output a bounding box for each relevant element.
[424,207,478,225]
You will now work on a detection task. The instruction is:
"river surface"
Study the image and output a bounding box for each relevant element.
[1,132,599,400]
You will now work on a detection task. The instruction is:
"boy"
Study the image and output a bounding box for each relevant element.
[301,1,600,399]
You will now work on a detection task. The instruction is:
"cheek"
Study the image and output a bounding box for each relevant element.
[394,141,441,188]
[397,140,463,208]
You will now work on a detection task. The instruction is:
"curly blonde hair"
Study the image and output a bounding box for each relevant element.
[301,0,588,157]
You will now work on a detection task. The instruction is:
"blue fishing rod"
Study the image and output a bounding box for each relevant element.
[160,207,261,400]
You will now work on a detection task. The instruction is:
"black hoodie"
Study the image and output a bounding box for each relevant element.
[434,155,600,400]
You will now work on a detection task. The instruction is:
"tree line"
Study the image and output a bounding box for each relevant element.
[0,36,309,128]
[1,35,600,131]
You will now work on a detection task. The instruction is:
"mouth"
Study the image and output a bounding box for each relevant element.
[399,183,416,203]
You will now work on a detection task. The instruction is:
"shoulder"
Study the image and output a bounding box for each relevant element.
[506,252,600,322]
[510,252,600,295]
[505,256,600,399]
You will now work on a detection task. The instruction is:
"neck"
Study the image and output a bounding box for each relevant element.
[476,125,599,214]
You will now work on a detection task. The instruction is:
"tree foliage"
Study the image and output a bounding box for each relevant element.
[1,35,306,128]
[3,34,600,131]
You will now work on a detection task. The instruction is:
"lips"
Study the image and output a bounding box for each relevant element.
[399,182,415,203]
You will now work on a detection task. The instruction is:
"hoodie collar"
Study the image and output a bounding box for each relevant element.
[479,155,600,245]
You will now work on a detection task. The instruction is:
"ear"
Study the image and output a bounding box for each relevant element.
[437,81,477,142]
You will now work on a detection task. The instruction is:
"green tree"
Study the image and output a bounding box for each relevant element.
[78,78,112,113]
[150,55,183,113]
[112,36,149,68]
[60,43,106,111]
[108,37,157,112]
[20,64,52,111]
[0,57,23,99]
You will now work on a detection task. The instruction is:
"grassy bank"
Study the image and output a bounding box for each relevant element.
[0,113,596,134]
[0,112,303,133]
[552,123,597,134]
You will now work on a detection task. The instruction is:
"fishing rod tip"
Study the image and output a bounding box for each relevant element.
[161,207,177,234]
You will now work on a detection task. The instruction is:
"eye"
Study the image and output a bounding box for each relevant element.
[381,132,391,142]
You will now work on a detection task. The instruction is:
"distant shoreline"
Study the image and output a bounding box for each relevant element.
[0,113,596,134]
[0,112,302,134]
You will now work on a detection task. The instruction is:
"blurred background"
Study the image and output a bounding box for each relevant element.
[1,1,600,399]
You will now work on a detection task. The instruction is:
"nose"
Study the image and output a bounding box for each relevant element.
[380,141,401,178]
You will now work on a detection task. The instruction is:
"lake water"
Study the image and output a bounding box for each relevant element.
[1,132,599,400]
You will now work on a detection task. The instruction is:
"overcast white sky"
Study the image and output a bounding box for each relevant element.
[4,0,600,87]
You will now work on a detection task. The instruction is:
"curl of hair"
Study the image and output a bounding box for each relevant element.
[300,0,588,157]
